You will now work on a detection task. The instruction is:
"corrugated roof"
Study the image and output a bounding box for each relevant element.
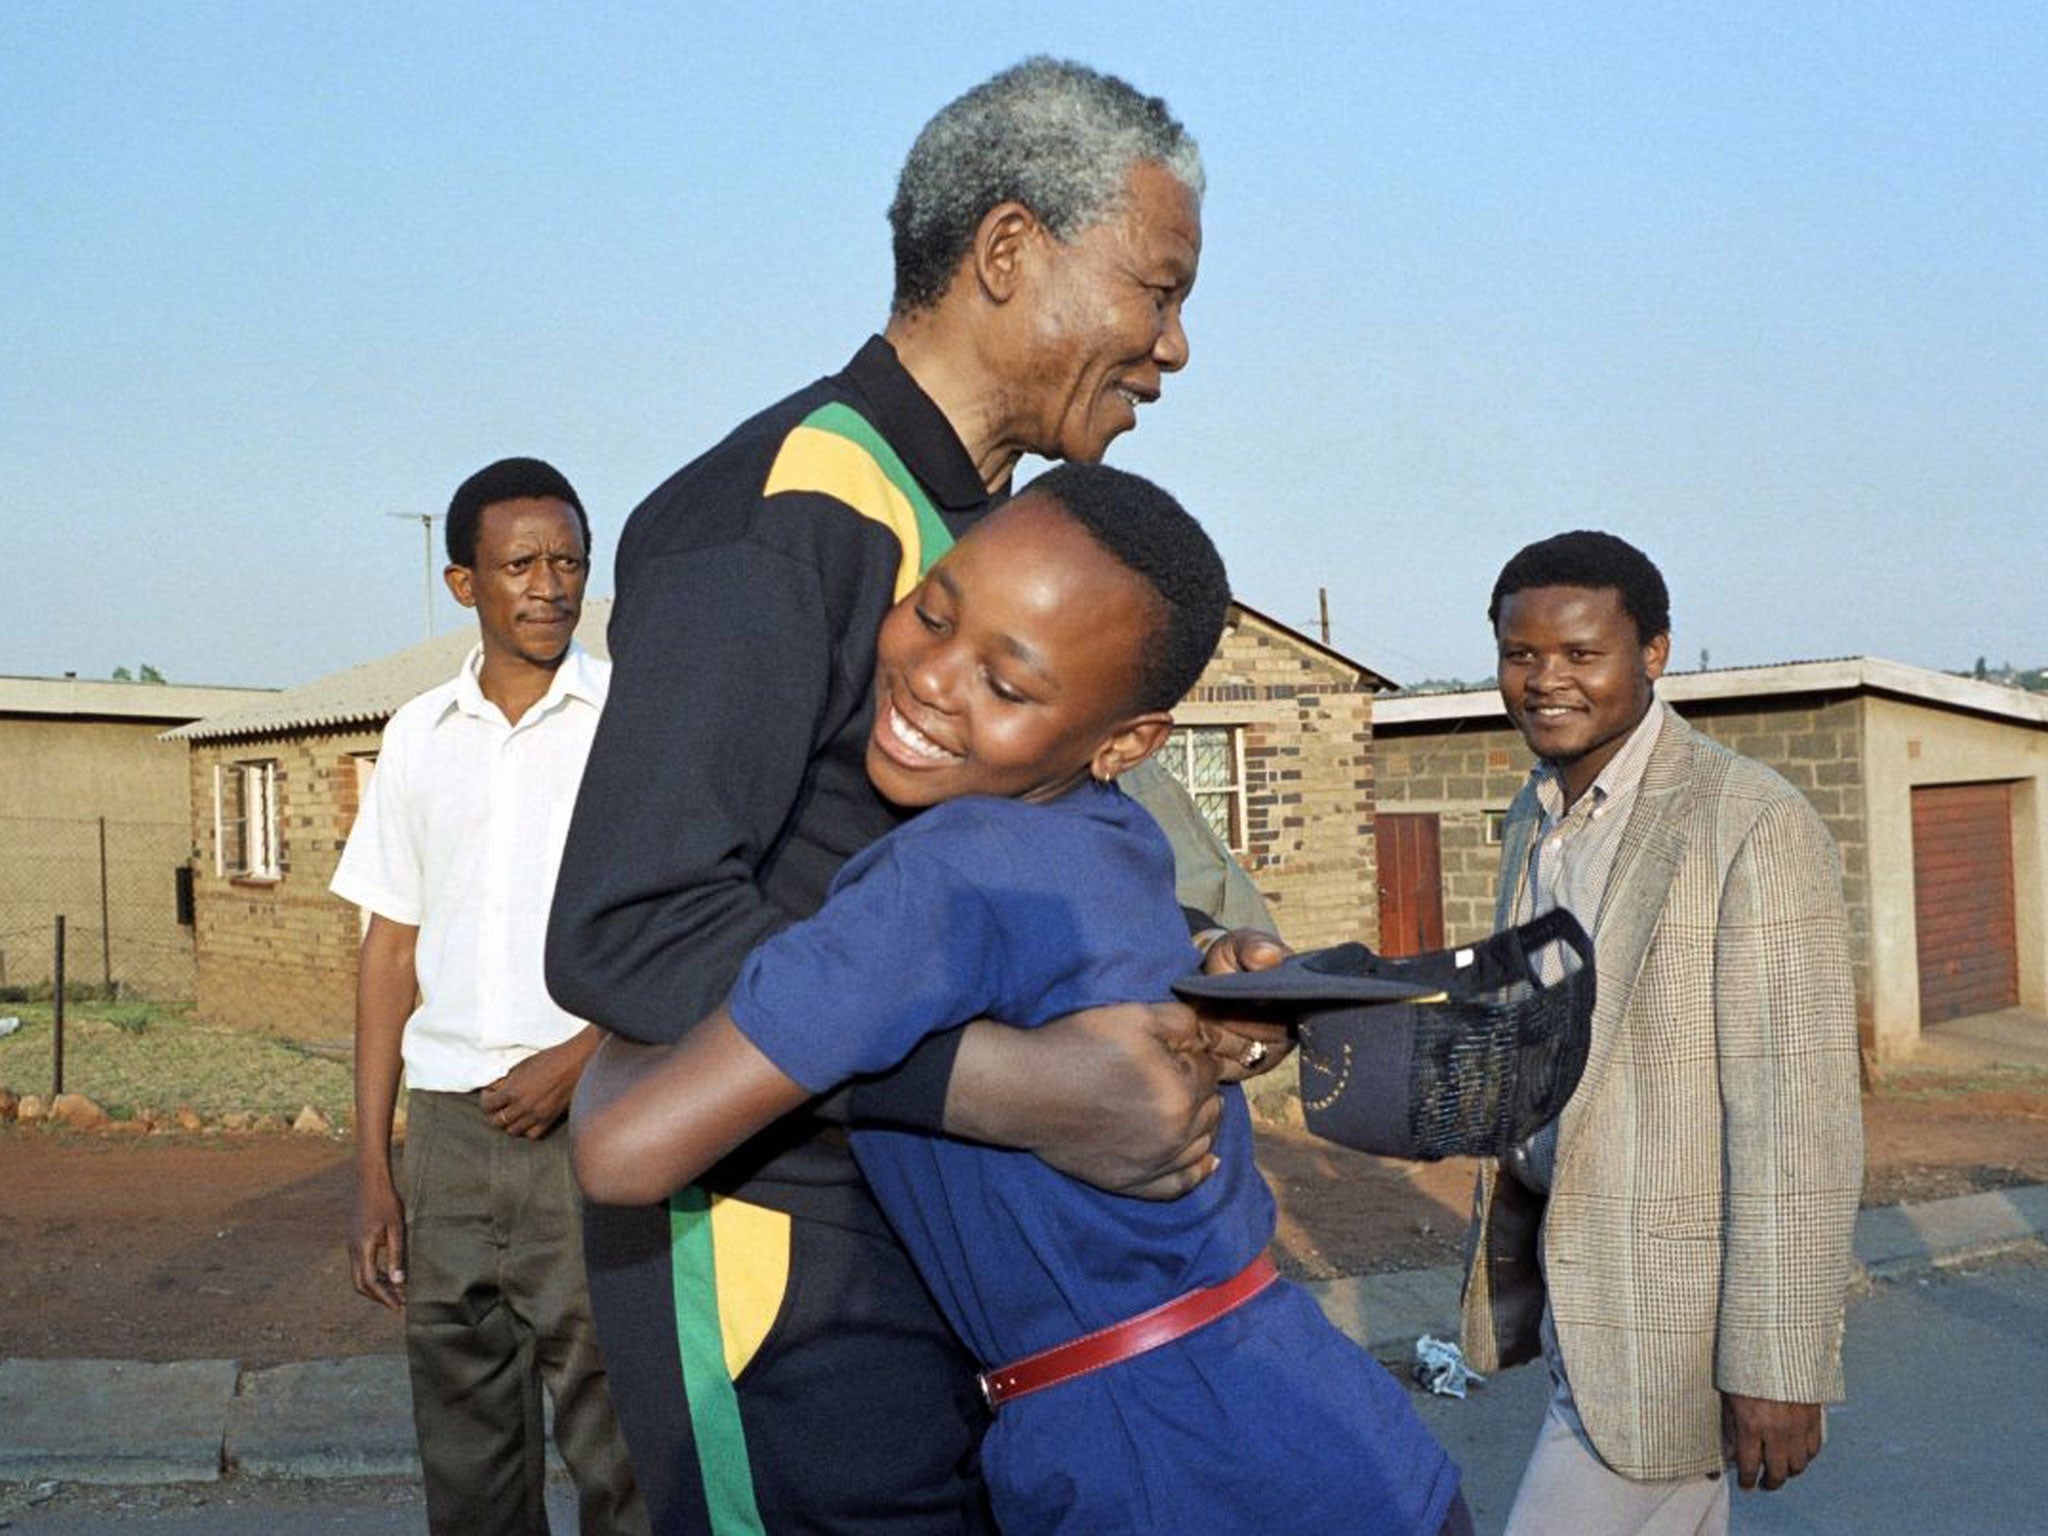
[1374,655,2048,729]
[0,674,274,724]
[165,603,613,742]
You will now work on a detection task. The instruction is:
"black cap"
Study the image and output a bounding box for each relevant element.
[1174,909,1596,1161]
[1172,945,1445,1007]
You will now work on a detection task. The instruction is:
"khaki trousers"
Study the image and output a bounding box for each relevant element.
[1503,1309,1729,1536]
[404,1089,648,1536]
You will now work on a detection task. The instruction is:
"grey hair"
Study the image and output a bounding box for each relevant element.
[888,56,1204,315]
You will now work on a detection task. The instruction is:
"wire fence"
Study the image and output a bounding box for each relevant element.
[0,815,196,1001]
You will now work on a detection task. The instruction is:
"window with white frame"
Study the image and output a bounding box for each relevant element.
[1484,809,1509,846]
[215,759,281,879]
[1157,726,1247,852]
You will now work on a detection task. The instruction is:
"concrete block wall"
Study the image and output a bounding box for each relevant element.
[1377,694,1876,1043]
[1376,723,1532,946]
[1681,697,1872,1040]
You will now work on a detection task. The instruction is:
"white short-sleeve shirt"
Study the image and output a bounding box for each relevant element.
[331,641,609,1091]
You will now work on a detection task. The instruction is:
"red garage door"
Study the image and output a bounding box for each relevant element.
[1912,782,2019,1023]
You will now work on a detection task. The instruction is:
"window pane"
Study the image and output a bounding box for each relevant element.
[253,764,274,875]
[222,768,249,873]
[1158,729,1244,849]
[1189,729,1231,790]
[1158,734,1196,793]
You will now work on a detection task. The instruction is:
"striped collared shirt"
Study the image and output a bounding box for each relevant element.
[1507,698,1667,1190]
[1519,698,1668,940]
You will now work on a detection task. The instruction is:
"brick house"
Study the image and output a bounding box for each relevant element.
[171,600,1397,1041]
[1,673,272,998]
[164,611,611,1040]
[1373,658,2048,1064]
[1167,602,1395,949]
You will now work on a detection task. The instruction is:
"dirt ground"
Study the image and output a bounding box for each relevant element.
[4,1069,2047,1368]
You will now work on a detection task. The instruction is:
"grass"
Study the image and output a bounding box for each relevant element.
[0,998,353,1123]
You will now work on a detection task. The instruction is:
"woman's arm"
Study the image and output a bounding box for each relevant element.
[570,1006,812,1206]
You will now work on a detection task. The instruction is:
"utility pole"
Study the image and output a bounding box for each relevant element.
[387,513,439,639]
[52,915,66,1096]
[1317,587,1331,646]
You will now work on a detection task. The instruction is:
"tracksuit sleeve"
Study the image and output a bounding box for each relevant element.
[541,502,972,1132]
[546,525,852,1044]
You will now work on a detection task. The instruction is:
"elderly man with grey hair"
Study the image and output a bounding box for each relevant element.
[549,57,1292,1536]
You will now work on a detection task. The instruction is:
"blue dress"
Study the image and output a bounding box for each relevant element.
[729,782,1459,1533]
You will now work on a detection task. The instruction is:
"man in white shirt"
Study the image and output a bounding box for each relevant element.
[333,457,645,1536]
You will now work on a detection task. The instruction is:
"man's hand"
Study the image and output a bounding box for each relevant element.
[1195,927,1296,1084]
[947,1001,1225,1201]
[480,1028,601,1139]
[349,1179,406,1311]
[1722,1393,1823,1491]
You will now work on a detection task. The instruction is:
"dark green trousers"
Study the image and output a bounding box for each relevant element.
[404,1089,648,1536]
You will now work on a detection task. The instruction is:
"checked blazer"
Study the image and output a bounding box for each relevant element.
[1459,709,1864,1480]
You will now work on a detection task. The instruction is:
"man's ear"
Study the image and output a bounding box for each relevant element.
[444,564,477,610]
[970,201,1042,305]
[1642,629,1671,682]
[1092,713,1173,783]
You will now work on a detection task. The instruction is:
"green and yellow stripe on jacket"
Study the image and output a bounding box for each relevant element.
[666,399,958,1533]
[765,399,958,601]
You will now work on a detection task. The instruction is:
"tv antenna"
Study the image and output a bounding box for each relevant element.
[387,512,439,638]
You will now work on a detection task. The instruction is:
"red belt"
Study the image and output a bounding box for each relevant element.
[977,1253,1280,1412]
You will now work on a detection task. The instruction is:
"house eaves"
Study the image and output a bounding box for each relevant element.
[0,674,274,725]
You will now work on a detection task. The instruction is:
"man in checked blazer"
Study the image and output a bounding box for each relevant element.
[1459,531,1863,1534]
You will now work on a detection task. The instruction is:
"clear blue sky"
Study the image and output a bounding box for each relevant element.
[6,3,2043,689]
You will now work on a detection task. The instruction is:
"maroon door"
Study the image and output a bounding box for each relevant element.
[1377,812,1445,959]
[1912,782,2019,1023]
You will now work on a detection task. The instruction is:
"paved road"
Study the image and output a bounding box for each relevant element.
[0,1475,579,1534]
[1418,1250,2048,1535]
[4,1252,2044,1534]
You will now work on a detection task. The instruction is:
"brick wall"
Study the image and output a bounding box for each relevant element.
[1182,613,1378,950]
[187,727,378,1041]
